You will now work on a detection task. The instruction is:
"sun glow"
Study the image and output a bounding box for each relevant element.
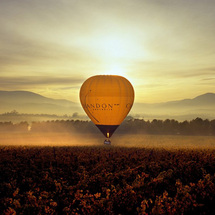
[105,65,127,77]
[90,30,146,61]
[100,36,126,59]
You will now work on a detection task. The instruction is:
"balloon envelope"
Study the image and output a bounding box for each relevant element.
[80,75,134,138]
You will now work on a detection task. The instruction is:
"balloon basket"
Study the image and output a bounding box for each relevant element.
[104,139,111,145]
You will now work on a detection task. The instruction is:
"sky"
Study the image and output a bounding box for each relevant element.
[0,0,215,104]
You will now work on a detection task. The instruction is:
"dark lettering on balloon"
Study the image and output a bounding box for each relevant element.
[84,103,119,111]
[102,103,107,108]
[126,103,132,109]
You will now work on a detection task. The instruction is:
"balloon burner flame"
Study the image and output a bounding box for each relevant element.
[104,132,111,145]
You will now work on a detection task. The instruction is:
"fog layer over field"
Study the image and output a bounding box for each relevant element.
[1,133,215,149]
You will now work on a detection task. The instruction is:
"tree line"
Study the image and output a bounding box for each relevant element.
[1,118,215,136]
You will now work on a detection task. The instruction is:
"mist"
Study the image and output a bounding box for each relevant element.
[1,132,215,150]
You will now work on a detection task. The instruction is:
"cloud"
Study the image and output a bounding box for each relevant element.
[1,0,215,65]
[198,67,215,72]
[0,28,100,69]
[202,78,215,81]
[0,76,84,90]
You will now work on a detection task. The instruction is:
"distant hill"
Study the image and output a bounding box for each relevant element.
[1,90,215,121]
[131,93,215,120]
[0,90,82,115]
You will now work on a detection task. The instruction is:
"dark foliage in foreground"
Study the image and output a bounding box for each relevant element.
[0,146,215,214]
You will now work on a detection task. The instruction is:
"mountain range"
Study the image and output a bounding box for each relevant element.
[0,90,82,116]
[0,90,215,120]
[132,93,215,120]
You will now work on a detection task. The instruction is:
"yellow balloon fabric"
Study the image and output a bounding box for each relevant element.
[80,75,134,138]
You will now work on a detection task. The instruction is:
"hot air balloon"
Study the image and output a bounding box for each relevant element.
[80,75,134,144]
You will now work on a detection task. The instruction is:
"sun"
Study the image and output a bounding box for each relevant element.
[104,65,127,77]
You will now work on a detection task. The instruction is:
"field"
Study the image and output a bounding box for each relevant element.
[0,133,215,214]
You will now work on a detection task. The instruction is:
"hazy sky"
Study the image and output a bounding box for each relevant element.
[1,0,215,103]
